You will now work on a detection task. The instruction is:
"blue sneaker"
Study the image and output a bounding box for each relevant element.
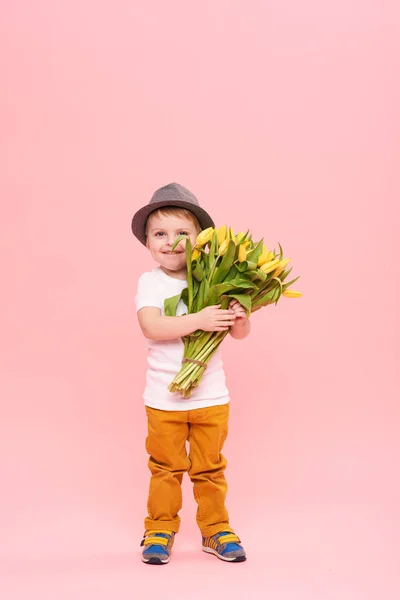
[202,531,246,562]
[140,530,175,565]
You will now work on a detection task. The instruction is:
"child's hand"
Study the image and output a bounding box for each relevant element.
[228,300,251,339]
[196,305,236,332]
[229,300,248,326]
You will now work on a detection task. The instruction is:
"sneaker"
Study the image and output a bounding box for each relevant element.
[202,531,246,562]
[140,530,175,565]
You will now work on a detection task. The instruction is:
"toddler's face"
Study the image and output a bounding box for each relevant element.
[145,213,198,276]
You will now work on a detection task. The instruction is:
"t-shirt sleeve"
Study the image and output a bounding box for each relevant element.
[135,272,163,312]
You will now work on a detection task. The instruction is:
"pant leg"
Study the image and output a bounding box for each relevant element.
[187,403,233,538]
[144,406,190,533]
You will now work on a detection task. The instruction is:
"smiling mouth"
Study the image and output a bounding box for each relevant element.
[163,251,183,255]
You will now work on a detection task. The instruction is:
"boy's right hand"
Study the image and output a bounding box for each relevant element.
[195,305,236,332]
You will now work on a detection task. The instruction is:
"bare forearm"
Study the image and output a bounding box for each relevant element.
[229,319,251,340]
[143,313,201,341]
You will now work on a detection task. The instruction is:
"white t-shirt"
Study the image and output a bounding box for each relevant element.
[135,267,230,411]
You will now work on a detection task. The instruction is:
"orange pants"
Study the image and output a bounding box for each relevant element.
[144,403,233,538]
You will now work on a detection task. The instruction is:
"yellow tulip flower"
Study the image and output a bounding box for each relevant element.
[257,251,274,267]
[259,258,280,274]
[218,239,229,255]
[238,244,247,262]
[282,290,302,298]
[273,257,291,277]
[196,227,214,247]
[217,225,227,245]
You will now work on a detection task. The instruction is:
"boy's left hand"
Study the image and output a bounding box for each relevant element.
[229,299,249,326]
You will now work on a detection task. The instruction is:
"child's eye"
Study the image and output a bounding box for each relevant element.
[154,231,188,237]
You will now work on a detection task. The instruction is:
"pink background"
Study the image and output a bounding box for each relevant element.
[1,1,399,598]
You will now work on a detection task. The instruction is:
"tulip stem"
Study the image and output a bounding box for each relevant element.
[208,254,222,284]
[169,330,228,392]
[173,333,219,384]
[178,335,226,392]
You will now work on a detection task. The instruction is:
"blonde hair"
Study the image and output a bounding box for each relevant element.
[145,207,201,236]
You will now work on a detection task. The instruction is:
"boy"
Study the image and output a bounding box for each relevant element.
[131,183,250,564]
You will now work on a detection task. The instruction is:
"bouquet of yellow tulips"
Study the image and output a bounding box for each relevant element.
[165,226,301,397]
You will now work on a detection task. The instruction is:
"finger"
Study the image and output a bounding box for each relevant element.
[215,323,235,329]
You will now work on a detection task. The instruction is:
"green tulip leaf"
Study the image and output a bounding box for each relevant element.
[208,280,254,305]
[192,261,204,281]
[192,278,200,299]
[164,292,185,316]
[270,276,283,292]
[235,229,250,245]
[247,270,262,282]
[224,280,255,291]
[279,266,293,282]
[229,292,252,317]
[208,230,218,270]
[234,260,258,274]
[274,285,283,305]
[282,275,300,290]
[171,235,188,252]
[185,236,193,312]
[256,268,268,281]
[212,240,237,284]
[246,261,257,271]
[252,289,276,309]
[226,264,239,279]
[234,261,247,273]
[219,294,232,310]
[246,238,264,264]
[181,287,189,307]
[203,279,210,300]
[194,280,206,311]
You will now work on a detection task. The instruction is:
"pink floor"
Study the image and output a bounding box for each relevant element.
[1,455,398,600]
[1,509,397,599]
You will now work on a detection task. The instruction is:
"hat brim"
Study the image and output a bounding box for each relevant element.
[131,200,215,246]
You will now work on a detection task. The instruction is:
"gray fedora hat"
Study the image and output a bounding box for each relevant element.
[131,182,215,246]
